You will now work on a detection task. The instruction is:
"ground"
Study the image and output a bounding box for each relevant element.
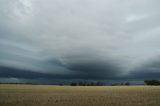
[0,84,160,106]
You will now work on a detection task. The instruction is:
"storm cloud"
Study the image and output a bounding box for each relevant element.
[0,0,160,83]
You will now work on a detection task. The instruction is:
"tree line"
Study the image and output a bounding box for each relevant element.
[70,81,105,86]
[70,81,131,86]
[144,80,160,85]
[70,80,160,86]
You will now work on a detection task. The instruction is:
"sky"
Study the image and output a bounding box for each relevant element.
[0,0,160,84]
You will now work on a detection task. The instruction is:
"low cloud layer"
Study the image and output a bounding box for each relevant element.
[0,0,160,83]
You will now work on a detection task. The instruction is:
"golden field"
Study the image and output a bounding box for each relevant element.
[0,84,160,106]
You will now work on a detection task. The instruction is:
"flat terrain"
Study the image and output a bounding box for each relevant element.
[0,84,160,106]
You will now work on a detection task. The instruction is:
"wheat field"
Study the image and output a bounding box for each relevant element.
[0,84,160,106]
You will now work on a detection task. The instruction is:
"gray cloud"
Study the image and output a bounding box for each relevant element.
[128,58,160,80]
[0,0,160,83]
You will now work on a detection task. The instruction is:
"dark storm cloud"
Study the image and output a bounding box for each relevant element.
[0,53,124,80]
[0,0,160,83]
[127,59,160,80]
[0,63,119,81]
[0,66,74,79]
[129,70,160,80]
[63,55,124,79]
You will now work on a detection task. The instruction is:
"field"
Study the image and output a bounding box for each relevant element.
[0,84,160,106]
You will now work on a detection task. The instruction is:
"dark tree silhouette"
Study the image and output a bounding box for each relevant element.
[70,81,105,86]
[144,80,160,85]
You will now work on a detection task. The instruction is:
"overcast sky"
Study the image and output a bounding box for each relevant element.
[0,0,160,84]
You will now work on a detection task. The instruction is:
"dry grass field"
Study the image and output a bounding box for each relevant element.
[0,84,160,106]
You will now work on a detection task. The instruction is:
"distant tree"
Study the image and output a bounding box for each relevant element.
[144,80,160,85]
[144,80,150,85]
[111,83,118,86]
[70,81,105,86]
[110,82,130,86]
[120,83,124,85]
[58,83,63,86]
[96,81,105,86]
[125,82,130,86]
[78,82,83,86]
[70,82,77,86]
[90,82,95,86]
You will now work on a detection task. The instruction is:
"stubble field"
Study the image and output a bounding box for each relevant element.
[0,84,160,106]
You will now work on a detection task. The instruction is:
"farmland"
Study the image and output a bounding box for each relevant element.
[0,84,160,106]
